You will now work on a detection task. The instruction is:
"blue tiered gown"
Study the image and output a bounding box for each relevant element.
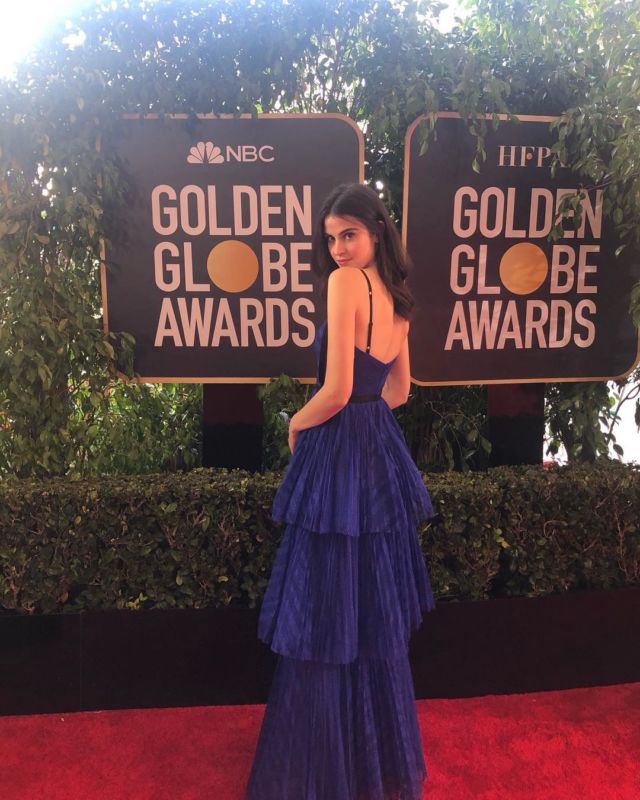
[245,269,436,800]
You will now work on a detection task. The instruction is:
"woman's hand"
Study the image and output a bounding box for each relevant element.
[288,414,301,453]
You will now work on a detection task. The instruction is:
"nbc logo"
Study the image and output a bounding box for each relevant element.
[187,140,275,165]
[188,141,224,164]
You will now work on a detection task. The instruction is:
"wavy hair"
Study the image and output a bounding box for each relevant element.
[310,183,416,321]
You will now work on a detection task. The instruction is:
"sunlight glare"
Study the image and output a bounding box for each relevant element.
[0,1,471,79]
[0,0,87,78]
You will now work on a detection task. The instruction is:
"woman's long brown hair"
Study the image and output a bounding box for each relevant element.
[310,183,416,321]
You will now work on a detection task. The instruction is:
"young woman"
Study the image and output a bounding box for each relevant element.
[245,183,436,800]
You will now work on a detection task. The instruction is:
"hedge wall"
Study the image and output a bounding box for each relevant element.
[0,462,638,615]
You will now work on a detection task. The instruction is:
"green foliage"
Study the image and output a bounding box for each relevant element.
[545,367,640,463]
[491,461,640,595]
[547,1,640,253]
[257,374,311,471]
[423,466,504,601]
[600,366,640,461]
[398,384,491,471]
[545,381,614,462]
[0,0,638,477]
[0,467,259,614]
[85,382,203,474]
[1,461,637,614]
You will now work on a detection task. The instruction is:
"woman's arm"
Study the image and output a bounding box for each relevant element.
[289,384,348,431]
[290,269,359,432]
[382,385,408,409]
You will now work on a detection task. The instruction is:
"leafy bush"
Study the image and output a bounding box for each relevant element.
[1,461,637,615]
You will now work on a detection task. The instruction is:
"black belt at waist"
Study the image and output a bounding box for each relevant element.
[314,383,381,403]
[347,393,381,403]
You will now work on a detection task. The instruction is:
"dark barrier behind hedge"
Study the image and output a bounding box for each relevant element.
[0,462,638,615]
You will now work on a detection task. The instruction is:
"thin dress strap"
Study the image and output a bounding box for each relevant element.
[360,269,373,353]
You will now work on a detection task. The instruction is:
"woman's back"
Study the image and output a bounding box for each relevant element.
[353,266,409,364]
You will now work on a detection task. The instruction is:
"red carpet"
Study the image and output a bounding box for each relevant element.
[1,682,638,799]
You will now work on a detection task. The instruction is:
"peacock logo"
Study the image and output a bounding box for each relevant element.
[186,140,276,165]
[187,141,224,164]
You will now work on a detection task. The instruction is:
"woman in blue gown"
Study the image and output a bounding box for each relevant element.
[245,183,436,800]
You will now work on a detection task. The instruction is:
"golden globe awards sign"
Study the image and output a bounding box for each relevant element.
[403,112,640,385]
[100,113,363,381]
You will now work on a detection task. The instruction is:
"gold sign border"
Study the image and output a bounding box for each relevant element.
[97,112,365,384]
[402,111,640,386]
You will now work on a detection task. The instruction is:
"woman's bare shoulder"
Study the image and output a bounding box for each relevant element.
[328,267,363,288]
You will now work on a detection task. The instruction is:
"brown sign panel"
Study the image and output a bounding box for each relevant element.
[403,113,640,385]
[100,113,363,382]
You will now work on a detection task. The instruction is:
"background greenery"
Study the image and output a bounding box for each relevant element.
[0,0,639,477]
[1,461,637,614]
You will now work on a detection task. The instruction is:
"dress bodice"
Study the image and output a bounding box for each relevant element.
[312,269,399,399]
[313,318,397,396]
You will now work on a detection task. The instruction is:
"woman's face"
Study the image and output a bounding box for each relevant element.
[324,214,377,270]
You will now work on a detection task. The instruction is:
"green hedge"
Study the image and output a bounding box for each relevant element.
[0,462,638,615]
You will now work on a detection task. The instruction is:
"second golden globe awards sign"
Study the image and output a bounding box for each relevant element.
[404,112,640,385]
[100,113,363,381]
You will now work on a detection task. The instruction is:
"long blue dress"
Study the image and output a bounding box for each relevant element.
[245,268,436,800]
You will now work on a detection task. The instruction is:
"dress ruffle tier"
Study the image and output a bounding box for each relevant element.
[271,399,434,537]
[245,652,428,800]
[256,517,435,664]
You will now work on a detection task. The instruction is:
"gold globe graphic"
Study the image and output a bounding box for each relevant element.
[499,243,548,295]
[207,240,259,292]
